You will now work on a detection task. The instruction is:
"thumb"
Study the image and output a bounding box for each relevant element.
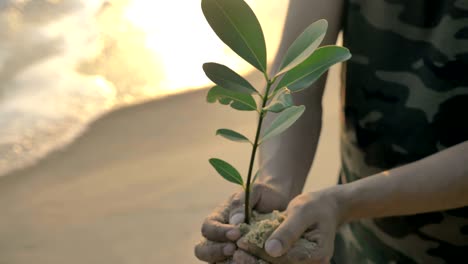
[264,210,309,258]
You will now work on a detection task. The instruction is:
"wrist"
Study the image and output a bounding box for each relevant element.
[322,184,355,226]
[333,179,376,225]
[257,173,299,202]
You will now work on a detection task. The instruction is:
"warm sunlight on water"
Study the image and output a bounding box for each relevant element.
[124,0,289,94]
[0,0,289,176]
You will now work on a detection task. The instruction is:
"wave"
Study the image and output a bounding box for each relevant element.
[0,0,167,177]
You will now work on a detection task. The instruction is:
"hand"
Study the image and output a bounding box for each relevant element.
[237,187,343,264]
[194,183,290,263]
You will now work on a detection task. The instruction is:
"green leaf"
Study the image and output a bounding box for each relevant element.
[209,158,244,186]
[260,105,306,143]
[207,86,257,111]
[264,87,294,113]
[203,63,258,94]
[216,129,251,143]
[201,0,267,72]
[276,19,328,76]
[288,65,329,92]
[276,46,351,92]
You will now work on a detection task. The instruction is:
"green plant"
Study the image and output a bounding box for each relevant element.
[202,0,351,224]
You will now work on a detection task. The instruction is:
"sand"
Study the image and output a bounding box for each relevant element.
[0,66,341,263]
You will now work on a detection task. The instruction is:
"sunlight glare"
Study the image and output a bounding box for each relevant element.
[124,0,288,93]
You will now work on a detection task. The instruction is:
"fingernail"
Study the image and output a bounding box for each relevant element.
[265,239,283,257]
[236,237,248,250]
[226,229,241,241]
[223,243,236,256]
[229,213,245,225]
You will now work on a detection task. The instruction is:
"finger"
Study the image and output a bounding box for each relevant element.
[238,236,326,264]
[303,227,335,263]
[265,210,310,258]
[202,197,241,242]
[233,250,258,264]
[237,237,291,264]
[283,228,334,264]
[202,218,241,242]
[286,239,327,264]
[237,237,276,263]
[229,185,265,224]
[194,240,236,262]
[228,191,246,225]
[303,229,322,245]
[254,184,289,213]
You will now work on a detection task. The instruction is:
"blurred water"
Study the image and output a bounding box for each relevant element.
[0,0,288,176]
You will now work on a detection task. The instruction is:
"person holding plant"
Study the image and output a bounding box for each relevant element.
[195,0,468,263]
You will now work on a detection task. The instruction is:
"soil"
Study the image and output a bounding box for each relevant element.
[219,210,318,264]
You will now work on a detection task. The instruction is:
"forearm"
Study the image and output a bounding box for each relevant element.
[259,93,323,200]
[259,0,344,200]
[338,141,468,223]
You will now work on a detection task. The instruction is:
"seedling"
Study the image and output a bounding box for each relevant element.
[202,0,351,224]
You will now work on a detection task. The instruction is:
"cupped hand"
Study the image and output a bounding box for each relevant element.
[237,187,344,264]
[194,183,290,263]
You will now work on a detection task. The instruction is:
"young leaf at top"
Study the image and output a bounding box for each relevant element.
[263,87,294,113]
[260,105,306,144]
[203,63,258,95]
[201,0,267,72]
[216,129,251,144]
[275,46,351,92]
[209,158,244,187]
[207,86,257,111]
[276,19,328,76]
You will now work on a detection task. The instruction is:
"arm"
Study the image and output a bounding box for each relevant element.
[245,141,468,261]
[196,1,346,262]
[339,140,468,222]
[259,0,345,200]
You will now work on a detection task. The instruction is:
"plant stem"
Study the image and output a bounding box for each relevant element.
[244,77,273,224]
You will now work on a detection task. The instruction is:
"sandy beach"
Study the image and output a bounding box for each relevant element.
[0,66,341,263]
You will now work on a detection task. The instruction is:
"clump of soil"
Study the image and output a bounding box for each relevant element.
[239,210,285,249]
[219,210,317,264]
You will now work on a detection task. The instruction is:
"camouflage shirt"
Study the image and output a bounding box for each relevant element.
[334,0,468,263]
